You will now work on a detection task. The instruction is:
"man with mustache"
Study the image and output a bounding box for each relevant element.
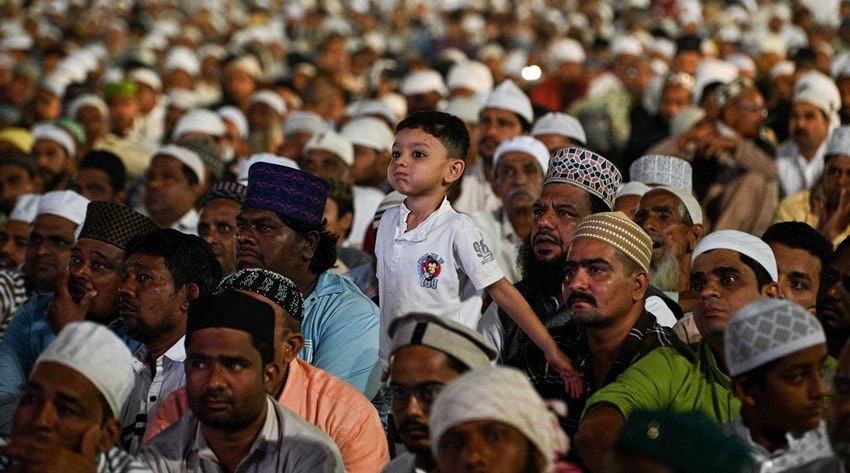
[479,147,620,366]
[197,181,245,277]
[383,312,497,473]
[574,230,780,472]
[470,136,550,283]
[117,228,220,453]
[816,237,850,359]
[521,212,677,442]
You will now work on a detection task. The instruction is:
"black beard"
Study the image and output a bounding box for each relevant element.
[517,238,566,297]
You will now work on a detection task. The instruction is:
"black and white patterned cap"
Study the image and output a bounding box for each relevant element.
[217,268,305,322]
[544,146,622,210]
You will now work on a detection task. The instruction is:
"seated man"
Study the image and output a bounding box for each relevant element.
[429,366,572,473]
[141,290,345,472]
[575,230,780,472]
[144,269,388,473]
[0,321,151,472]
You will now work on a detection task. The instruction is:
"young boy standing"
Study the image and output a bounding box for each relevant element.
[376,111,579,392]
[724,298,834,472]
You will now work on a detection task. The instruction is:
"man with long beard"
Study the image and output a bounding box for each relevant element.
[478,147,621,366]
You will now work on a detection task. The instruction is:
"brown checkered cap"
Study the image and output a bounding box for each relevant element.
[78,201,160,250]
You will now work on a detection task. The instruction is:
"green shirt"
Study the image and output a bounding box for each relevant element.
[582,341,741,424]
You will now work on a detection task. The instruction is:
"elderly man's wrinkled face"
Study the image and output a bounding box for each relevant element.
[493,152,544,211]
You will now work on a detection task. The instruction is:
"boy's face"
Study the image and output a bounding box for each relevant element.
[739,344,827,437]
[389,127,463,199]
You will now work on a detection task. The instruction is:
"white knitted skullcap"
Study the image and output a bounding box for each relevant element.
[32,123,75,157]
[532,112,587,144]
[283,111,327,137]
[573,211,653,272]
[629,154,693,193]
[400,69,447,96]
[9,193,40,223]
[827,126,850,157]
[616,181,651,198]
[155,144,206,185]
[430,366,569,473]
[166,88,197,110]
[172,108,226,140]
[770,60,795,81]
[724,299,825,377]
[37,190,89,238]
[340,117,394,153]
[218,106,248,139]
[68,94,108,120]
[247,90,287,116]
[127,67,162,91]
[228,55,262,80]
[691,230,778,281]
[646,186,703,225]
[547,38,586,64]
[304,129,354,166]
[164,46,200,76]
[444,97,483,125]
[669,106,706,136]
[611,35,643,57]
[484,79,533,124]
[346,100,397,128]
[492,136,550,179]
[236,153,299,186]
[693,59,738,104]
[35,321,135,417]
[446,61,494,96]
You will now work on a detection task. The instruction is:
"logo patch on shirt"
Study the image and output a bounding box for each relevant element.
[418,253,443,289]
[473,239,495,264]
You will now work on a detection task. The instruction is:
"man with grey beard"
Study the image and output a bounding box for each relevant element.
[634,186,705,323]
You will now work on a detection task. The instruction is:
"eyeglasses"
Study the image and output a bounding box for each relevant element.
[389,382,445,408]
[739,102,768,118]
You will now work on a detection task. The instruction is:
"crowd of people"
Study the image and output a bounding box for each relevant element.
[1,0,850,471]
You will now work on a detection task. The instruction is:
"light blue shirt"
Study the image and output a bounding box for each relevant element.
[300,271,382,399]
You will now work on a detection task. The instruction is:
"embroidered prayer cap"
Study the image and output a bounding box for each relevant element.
[715,76,755,110]
[629,154,693,193]
[826,125,850,157]
[153,143,205,186]
[243,161,330,227]
[484,79,534,124]
[573,211,652,272]
[35,321,135,417]
[388,312,497,370]
[646,186,703,225]
[544,147,622,210]
[532,112,587,145]
[171,108,226,141]
[283,111,327,138]
[218,268,304,323]
[247,90,287,116]
[218,106,248,139]
[32,122,75,157]
[78,201,160,250]
[200,181,246,207]
[8,193,39,223]
[614,409,755,473]
[340,117,394,153]
[724,299,826,377]
[37,190,89,237]
[187,289,275,345]
[304,128,354,166]
[492,136,550,179]
[691,229,778,281]
[400,69,447,97]
[175,136,225,180]
[430,366,569,473]
[0,149,35,176]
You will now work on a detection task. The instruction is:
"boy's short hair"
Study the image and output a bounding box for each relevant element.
[395,111,471,163]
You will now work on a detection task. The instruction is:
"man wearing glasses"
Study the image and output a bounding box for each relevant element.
[384,313,497,473]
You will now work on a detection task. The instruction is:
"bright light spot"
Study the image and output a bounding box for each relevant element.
[521,65,542,81]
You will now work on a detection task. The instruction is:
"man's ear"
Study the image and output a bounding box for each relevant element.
[281,330,305,364]
[95,418,122,454]
[632,271,649,302]
[763,281,780,299]
[688,224,705,252]
[181,283,201,312]
[444,158,465,184]
[301,230,320,262]
[263,362,281,387]
[733,376,759,407]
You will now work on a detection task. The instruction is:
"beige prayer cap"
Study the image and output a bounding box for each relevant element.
[388,312,497,370]
[430,366,569,473]
[35,321,135,417]
[724,299,825,377]
[573,211,653,272]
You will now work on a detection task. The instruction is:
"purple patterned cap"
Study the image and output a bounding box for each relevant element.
[243,162,330,226]
[544,147,622,210]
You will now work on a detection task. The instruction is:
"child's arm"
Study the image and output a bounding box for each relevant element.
[487,278,584,398]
